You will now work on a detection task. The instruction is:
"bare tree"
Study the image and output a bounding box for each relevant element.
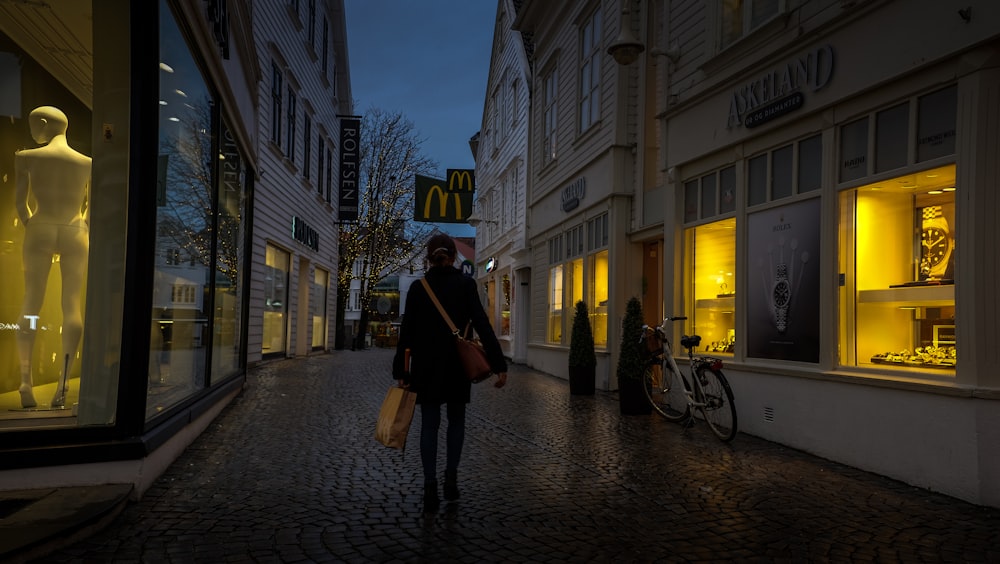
[336,107,438,349]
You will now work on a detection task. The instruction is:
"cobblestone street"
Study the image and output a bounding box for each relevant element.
[36,349,1000,563]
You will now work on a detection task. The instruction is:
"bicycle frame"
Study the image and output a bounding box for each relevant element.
[640,316,737,442]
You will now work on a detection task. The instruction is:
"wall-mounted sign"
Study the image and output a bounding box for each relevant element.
[485,256,497,273]
[727,45,835,129]
[292,216,319,251]
[561,177,586,212]
[338,117,360,222]
[414,170,475,223]
[460,259,475,278]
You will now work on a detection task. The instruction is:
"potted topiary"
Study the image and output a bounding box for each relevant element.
[568,300,597,395]
[616,296,652,415]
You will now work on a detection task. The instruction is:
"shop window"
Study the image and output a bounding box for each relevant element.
[720,166,737,213]
[587,213,609,347]
[263,244,290,356]
[149,3,222,419]
[547,265,564,343]
[747,136,824,206]
[500,275,511,337]
[684,219,736,356]
[771,145,793,200]
[588,250,609,346]
[916,85,957,162]
[875,102,908,173]
[839,117,869,183]
[839,164,956,372]
[686,165,738,220]
[798,135,822,192]
[700,173,717,219]
[311,268,329,350]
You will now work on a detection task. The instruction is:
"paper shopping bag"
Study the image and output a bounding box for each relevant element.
[375,386,416,449]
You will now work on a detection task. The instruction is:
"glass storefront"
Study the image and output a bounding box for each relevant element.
[545,213,609,347]
[684,218,735,355]
[0,0,130,428]
[839,164,957,371]
[263,244,290,357]
[312,267,329,350]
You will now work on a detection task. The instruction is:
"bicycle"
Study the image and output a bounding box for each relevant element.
[641,316,738,442]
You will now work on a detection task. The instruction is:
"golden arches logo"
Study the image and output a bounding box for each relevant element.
[423,183,463,219]
[447,169,475,193]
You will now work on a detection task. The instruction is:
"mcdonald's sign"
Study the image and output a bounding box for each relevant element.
[413,170,476,223]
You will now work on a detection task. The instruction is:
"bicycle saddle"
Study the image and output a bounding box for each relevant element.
[680,335,701,349]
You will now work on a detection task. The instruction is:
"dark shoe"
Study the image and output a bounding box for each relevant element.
[423,481,439,513]
[443,470,459,501]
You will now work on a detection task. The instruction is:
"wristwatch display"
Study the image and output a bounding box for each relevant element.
[920,206,952,280]
[772,262,790,333]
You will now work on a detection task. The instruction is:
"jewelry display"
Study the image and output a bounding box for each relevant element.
[870,345,956,368]
[762,237,808,334]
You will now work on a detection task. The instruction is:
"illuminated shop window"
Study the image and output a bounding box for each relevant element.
[311,268,329,349]
[587,213,610,347]
[588,250,609,346]
[263,244,290,356]
[547,265,564,343]
[500,275,511,337]
[839,164,956,371]
[837,84,957,373]
[683,219,736,355]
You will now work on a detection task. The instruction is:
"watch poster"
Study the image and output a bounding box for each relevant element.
[747,198,821,362]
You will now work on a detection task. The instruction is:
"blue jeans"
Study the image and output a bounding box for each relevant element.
[419,402,466,484]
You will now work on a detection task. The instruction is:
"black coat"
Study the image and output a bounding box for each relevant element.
[392,265,507,404]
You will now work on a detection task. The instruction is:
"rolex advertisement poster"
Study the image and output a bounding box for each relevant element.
[747,198,820,362]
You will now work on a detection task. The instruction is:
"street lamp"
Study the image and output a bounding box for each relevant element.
[466,213,499,229]
[607,0,644,66]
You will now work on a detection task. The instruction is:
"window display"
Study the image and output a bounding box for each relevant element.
[839,164,957,371]
[684,218,736,355]
[14,107,91,409]
[264,244,290,356]
[312,268,329,349]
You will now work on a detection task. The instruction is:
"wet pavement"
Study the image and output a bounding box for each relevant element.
[27,348,1000,563]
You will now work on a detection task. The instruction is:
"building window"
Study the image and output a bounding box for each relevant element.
[547,265,564,344]
[307,0,316,48]
[286,88,296,161]
[720,0,784,50]
[587,213,609,346]
[270,62,283,146]
[490,86,500,150]
[303,117,312,179]
[312,268,329,350]
[542,67,558,165]
[747,135,823,207]
[683,219,736,356]
[263,244,290,357]
[325,146,333,202]
[322,18,329,76]
[500,275,511,337]
[317,137,325,195]
[579,7,602,131]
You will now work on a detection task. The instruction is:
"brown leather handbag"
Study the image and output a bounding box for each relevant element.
[420,278,493,383]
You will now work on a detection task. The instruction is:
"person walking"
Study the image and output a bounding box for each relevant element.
[393,234,508,512]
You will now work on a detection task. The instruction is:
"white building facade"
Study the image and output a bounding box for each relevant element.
[511,0,1000,507]
[249,0,353,363]
[473,0,533,364]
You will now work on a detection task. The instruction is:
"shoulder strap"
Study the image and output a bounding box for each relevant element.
[421,278,460,335]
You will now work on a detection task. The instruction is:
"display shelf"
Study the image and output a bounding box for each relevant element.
[695,296,735,310]
[857,284,954,306]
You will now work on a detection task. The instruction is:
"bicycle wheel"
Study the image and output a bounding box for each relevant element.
[643,359,690,422]
[694,367,737,442]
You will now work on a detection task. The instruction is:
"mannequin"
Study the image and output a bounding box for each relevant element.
[14,106,91,408]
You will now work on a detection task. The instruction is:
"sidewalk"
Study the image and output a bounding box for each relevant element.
[11,348,1000,562]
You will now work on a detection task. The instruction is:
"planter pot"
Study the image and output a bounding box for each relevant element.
[618,377,651,415]
[568,364,595,395]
